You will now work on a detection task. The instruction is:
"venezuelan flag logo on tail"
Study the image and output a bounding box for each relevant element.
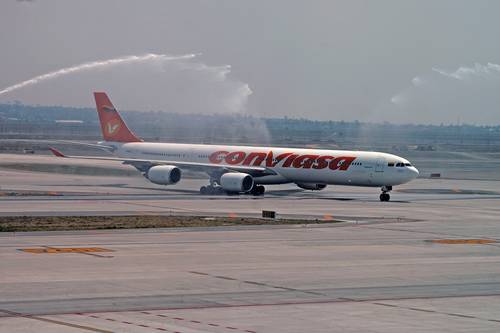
[94,92,142,142]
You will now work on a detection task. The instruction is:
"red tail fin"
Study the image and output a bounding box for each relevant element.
[94,92,142,142]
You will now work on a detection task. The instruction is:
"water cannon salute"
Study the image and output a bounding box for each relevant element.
[0,53,419,201]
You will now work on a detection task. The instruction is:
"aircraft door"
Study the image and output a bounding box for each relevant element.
[187,148,196,162]
[375,159,385,172]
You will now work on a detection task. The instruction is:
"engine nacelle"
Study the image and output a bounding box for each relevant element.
[220,173,254,193]
[296,183,327,191]
[147,165,181,185]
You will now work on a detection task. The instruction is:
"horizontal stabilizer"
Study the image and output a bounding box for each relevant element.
[48,147,66,158]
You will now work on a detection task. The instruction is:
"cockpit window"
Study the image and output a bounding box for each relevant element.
[404,163,412,167]
[396,162,404,167]
[387,162,394,167]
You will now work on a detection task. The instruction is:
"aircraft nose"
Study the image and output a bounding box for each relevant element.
[410,166,419,179]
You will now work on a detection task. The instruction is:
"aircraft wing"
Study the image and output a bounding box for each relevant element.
[48,148,275,177]
[1,139,115,152]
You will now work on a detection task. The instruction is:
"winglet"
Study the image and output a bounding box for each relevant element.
[49,147,66,158]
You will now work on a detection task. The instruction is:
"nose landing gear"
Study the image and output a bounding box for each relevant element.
[380,192,390,202]
[380,185,392,202]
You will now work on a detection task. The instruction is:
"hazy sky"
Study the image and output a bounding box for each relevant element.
[1,0,500,124]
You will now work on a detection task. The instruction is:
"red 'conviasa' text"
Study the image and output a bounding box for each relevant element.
[209,151,356,171]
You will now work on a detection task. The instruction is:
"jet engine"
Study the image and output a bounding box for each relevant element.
[296,183,327,191]
[147,165,181,185]
[220,173,254,193]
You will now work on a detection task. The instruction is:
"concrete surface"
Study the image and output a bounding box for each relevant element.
[0,154,499,332]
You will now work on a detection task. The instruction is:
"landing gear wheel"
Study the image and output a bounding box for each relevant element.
[214,186,225,195]
[256,185,265,195]
[200,185,225,195]
[250,185,265,196]
[380,192,390,202]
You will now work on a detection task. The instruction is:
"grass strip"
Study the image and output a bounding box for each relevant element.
[0,215,338,232]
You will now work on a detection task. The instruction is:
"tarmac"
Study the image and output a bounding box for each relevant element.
[0,154,500,332]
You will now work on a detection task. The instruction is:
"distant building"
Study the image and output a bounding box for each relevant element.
[54,120,84,124]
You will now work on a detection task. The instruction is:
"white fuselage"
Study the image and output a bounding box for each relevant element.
[114,142,419,187]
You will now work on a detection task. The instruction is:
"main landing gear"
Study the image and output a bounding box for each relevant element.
[250,185,265,196]
[380,185,392,202]
[200,177,225,195]
[199,185,225,195]
[199,183,266,196]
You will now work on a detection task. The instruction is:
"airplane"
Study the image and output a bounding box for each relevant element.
[49,92,419,201]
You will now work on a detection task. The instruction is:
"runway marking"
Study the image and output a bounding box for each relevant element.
[430,239,496,244]
[188,271,210,276]
[19,247,114,254]
[77,313,180,332]
[189,271,325,296]
[46,294,498,320]
[0,309,113,333]
[370,301,500,324]
[107,199,200,213]
[13,293,500,324]
[92,310,259,333]
[362,225,499,242]
[214,275,237,281]
[141,311,259,333]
